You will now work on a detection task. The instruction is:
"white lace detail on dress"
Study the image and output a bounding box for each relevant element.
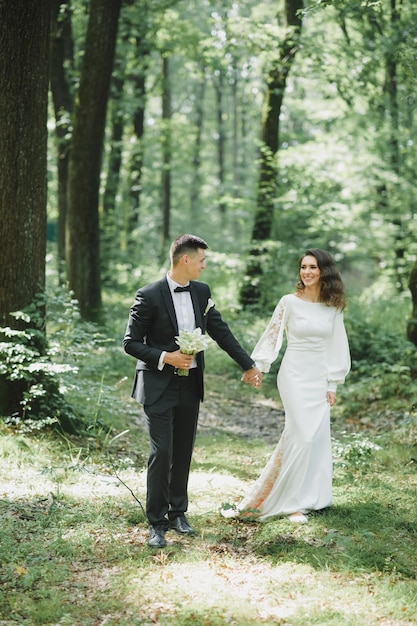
[251,297,287,373]
[238,435,285,517]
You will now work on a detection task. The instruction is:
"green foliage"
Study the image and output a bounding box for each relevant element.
[344,297,410,367]
[45,285,130,438]
[333,431,382,472]
[333,291,417,429]
[0,286,129,436]
[0,296,77,432]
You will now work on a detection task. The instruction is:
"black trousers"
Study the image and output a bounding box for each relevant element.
[143,369,200,529]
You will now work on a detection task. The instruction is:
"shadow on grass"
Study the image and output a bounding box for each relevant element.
[216,499,417,579]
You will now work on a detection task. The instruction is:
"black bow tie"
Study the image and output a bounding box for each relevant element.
[174,285,191,293]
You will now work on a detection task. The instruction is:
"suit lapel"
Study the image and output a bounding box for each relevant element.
[190,283,203,330]
[160,279,178,333]
[161,278,204,332]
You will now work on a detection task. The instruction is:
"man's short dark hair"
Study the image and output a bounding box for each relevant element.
[170,234,208,265]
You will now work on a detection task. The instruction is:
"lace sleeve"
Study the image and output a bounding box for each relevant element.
[251,296,288,373]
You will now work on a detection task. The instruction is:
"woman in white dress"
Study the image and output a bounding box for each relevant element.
[222,249,351,524]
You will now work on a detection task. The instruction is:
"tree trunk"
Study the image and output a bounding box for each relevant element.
[215,73,226,214]
[190,71,206,228]
[127,72,146,238]
[407,261,417,346]
[161,54,172,257]
[66,0,122,322]
[0,0,50,323]
[0,0,50,412]
[103,74,125,218]
[127,35,149,254]
[240,0,303,307]
[231,62,240,195]
[50,0,74,277]
[385,0,405,291]
[102,65,125,284]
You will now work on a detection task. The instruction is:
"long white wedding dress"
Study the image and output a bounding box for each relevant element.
[224,294,351,520]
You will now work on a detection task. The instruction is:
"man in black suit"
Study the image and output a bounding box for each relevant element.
[123,234,262,548]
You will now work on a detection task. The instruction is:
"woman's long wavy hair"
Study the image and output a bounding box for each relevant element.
[296,249,346,310]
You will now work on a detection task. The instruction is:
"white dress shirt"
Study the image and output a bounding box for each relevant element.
[158,274,197,370]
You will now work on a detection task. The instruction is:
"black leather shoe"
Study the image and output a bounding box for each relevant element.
[147,526,166,548]
[169,515,195,535]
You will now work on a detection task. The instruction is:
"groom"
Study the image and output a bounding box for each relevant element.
[123,234,262,548]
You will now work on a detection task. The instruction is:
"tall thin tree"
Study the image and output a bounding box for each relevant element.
[50,0,74,276]
[161,54,172,257]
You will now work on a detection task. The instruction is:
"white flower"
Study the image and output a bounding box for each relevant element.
[175,327,211,353]
[204,298,215,316]
[174,328,212,376]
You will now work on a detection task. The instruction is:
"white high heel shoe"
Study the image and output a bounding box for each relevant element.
[288,512,308,524]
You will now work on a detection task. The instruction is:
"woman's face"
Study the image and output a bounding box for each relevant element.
[299,255,321,288]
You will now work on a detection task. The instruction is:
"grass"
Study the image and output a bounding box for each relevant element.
[0,380,416,626]
[1,285,417,625]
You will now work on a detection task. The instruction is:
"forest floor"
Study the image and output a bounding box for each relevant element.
[1,382,416,626]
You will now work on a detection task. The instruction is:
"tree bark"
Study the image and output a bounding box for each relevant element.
[215,73,226,214]
[0,0,51,412]
[407,261,417,346]
[127,36,149,246]
[241,0,303,307]
[0,0,50,323]
[161,54,172,257]
[190,71,206,228]
[101,71,125,285]
[50,0,74,276]
[66,0,122,322]
[127,70,146,243]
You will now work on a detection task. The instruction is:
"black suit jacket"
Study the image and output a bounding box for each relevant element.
[123,277,254,406]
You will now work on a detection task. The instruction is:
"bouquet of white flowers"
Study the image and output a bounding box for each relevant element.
[174,327,211,376]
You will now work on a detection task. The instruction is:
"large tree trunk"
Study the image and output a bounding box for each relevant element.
[66,0,122,322]
[0,0,51,413]
[241,0,303,307]
[50,0,74,277]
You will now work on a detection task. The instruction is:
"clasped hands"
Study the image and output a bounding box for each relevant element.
[241,366,263,389]
[164,351,263,387]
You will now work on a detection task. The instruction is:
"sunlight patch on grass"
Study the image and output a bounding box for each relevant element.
[125,558,405,625]
[126,560,310,623]
[188,470,246,515]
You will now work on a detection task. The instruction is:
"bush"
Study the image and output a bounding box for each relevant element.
[0,310,78,433]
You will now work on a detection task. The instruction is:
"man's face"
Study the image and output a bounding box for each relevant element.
[184,248,206,280]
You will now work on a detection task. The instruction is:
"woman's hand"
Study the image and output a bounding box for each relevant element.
[326,391,336,407]
[241,367,263,389]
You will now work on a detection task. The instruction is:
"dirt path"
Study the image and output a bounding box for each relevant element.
[198,390,285,443]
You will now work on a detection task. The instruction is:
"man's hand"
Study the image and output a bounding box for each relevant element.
[164,350,193,370]
[241,367,263,389]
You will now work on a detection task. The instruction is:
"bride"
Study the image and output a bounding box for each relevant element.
[223,249,351,524]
